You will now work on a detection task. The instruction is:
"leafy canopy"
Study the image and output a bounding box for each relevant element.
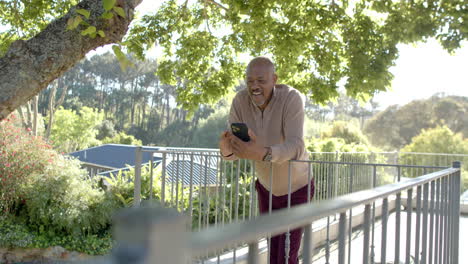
[1,0,467,111]
[48,106,104,153]
[126,0,467,110]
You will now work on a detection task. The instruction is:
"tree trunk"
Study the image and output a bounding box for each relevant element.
[165,93,170,126]
[56,84,68,109]
[130,79,136,125]
[32,95,38,136]
[17,106,28,129]
[46,82,58,139]
[26,101,32,129]
[0,0,143,121]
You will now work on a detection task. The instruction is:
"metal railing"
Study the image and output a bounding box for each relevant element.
[111,161,462,264]
[310,151,468,192]
[123,148,456,263]
[131,148,446,218]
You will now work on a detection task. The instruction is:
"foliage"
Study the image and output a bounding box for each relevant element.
[0,0,466,123]
[321,120,370,145]
[0,1,77,56]
[401,126,468,155]
[0,113,118,254]
[17,155,120,237]
[102,131,143,146]
[126,0,466,111]
[190,107,229,148]
[96,119,117,140]
[399,126,468,190]
[307,119,376,154]
[191,171,253,230]
[364,95,468,149]
[0,114,56,213]
[48,106,104,153]
[0,216,112,255]
[101,163,190,209]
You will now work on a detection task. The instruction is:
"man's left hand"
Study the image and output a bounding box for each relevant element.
[229,129,266,161]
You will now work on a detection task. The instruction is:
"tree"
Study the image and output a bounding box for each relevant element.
[399,126,468,190]
[1,0,466,120]
[364,95,468,149]
[190,107,229,148]
[401,126,468,156]
[0,0,143,120]
[322,120,370,146]
[49,106,104,153]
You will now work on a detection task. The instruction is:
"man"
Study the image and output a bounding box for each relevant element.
[219,56,314,264]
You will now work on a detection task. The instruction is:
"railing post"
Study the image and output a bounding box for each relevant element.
[161,152,167,205]
[113,204,189,264]
[363,204,371,264]
[452,161,461,264]
[134,146,143,207]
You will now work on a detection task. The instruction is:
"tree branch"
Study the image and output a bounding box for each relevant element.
[0,0,142,120]
[205,0,228,11]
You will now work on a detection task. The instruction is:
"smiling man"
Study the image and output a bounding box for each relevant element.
[219,56,314,264]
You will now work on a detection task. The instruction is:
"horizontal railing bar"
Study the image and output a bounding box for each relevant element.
[309,151,468,157]
[393,152,468,157]
[142,148,220,153]
[293,160,448,169]
[140,152,450,170]
[189,167,459,257]
[143,149,468,157]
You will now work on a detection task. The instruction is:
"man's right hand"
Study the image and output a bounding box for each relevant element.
[219,130,233,157]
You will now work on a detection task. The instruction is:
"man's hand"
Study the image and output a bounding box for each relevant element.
[230,129,267,161]
[219,131,233,157]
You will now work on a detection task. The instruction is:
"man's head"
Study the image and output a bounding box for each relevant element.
[246,56,277,110]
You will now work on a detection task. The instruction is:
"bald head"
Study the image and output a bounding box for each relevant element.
[245,56,277,110]
[246,56,276,75]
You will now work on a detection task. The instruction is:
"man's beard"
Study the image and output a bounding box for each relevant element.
[249,92,266,108]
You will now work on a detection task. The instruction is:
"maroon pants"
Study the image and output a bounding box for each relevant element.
[255,180,315,264]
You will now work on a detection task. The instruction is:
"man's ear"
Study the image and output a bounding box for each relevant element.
[273,73,278,84]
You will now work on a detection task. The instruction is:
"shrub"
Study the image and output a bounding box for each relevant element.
[400,126,468,190]
[18,156,120,237]
[0,215,112,255]
[102,132,142,146]
[322,120,369,145]
[48,106,104,153]
[0,113,56,213]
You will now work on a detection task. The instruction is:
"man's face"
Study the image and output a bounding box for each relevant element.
[246,64,277,109]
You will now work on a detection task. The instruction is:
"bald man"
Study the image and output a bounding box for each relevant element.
[219,57,314,264]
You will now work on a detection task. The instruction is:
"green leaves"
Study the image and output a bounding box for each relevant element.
[112,45,133,71]
[102,0,116,11]
[76,8,90,19]
[80,26,96,36]
[66,15,82,30]
[113,6,126,18]
[101,12,113,19]
[97,30,106,38]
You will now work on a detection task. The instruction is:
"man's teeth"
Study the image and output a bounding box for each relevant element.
[253,91,262,95]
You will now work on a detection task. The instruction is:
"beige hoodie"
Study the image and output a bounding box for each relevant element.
[226,84,310,196]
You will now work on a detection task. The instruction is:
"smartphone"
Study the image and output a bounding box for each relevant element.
[231,123,250,142]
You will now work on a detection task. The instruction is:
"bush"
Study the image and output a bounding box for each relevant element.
[0,114,56,213]
[48,106,104,153]
[96,119,117,140]
[0,215,112,255]
[102,132,142,145]
[0,113,118,254]
[18,156,120,237]
[400,126,468,191]
[322,120,369,145]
